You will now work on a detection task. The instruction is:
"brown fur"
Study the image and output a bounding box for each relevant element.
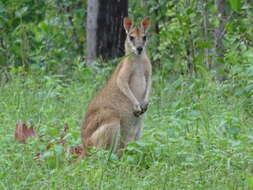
[81,18,152,156]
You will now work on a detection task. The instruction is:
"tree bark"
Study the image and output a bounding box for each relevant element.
[87,0,99,62]
[202,0,210,69]
[87,0,128,64]
[213,0,227,80]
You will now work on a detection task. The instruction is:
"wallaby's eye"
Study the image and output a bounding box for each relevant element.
[129,36,134,41]
[143,36,147,41]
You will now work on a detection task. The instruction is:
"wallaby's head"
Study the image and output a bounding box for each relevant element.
[123,17,150,55]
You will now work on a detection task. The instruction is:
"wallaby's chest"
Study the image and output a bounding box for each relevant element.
[129,63,146,101]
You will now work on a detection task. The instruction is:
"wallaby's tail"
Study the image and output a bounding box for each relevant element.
[80,113,100,158]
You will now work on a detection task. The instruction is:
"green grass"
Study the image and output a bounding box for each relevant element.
[0,68,253,190]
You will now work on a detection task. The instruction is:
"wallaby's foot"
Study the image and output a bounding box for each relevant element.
[76,146,87,160]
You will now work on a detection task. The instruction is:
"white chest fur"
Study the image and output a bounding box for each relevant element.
[129,58,147,102]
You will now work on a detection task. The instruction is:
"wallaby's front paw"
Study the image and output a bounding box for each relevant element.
[133,103,142,117]
[140,100,149,113]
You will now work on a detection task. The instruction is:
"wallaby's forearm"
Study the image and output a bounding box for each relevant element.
[144,78,151,101]
[117,78,139,106]
[144,66,152,102]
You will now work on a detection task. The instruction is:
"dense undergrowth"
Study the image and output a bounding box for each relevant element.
[0,63,252,189]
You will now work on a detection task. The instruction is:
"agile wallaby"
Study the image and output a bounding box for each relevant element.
[81,18,152,156]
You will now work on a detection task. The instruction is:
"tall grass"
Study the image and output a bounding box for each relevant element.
[0,66,252,190]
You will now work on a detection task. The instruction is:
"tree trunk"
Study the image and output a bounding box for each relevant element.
[213,0,227,80]
[202,0,210,69]
[87,0,99,62]
[87,0,128,64]
[185,1,195,74]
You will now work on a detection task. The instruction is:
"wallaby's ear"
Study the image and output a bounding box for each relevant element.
[123,17,132,33]
[141,18,150,33]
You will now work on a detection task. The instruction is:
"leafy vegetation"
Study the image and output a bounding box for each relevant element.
[0,0,253,189]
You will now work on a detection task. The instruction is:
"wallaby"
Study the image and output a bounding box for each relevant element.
[81,18,152,156]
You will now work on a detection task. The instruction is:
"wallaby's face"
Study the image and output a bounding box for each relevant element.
[124,18,150,55]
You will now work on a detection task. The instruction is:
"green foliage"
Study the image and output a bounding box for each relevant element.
[0,0,86,72]
[229,0,242,12]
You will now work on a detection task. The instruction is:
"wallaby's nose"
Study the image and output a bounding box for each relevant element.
[137,47,143,54]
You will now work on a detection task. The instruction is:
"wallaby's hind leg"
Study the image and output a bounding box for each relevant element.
[134,119,143,141]
[88,119,121,153]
